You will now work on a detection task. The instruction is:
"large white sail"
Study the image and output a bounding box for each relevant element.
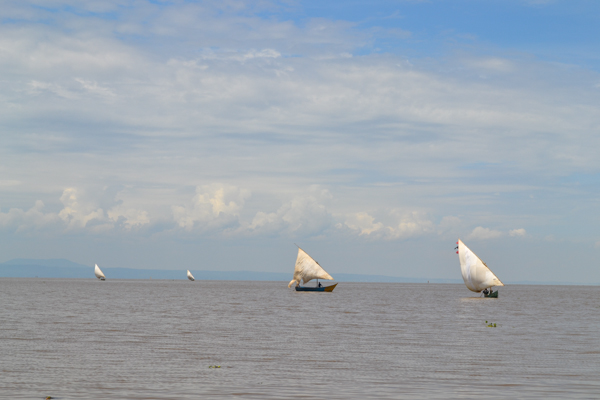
[187,270,195,281]
[288,247,333,287]
[457,239,503,292]
[94,264,106,280]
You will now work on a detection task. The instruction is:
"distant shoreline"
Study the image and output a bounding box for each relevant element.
[0,259,594,285]
[0,277,596,286]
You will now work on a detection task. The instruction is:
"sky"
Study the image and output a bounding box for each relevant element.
[1,0,600,283]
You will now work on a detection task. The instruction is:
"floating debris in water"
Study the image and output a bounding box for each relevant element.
[208,365,221,368]
[485,320,497,327]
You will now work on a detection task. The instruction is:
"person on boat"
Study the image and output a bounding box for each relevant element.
[318,282,322,288]
[482,288,489,296]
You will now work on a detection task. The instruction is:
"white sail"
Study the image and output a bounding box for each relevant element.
[187,270,195,281]
[288,247,333,287]
[94,264,106,280]
[457,239,504,292]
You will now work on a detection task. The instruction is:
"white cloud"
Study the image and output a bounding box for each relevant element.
[197,48,281,62]
[58,188,105,230]
[344,212,385,235]
[0,200,60,233]
[107,206,150,230]
[438,216,461,234]
[0,180,21,187]
[466,227,526,240]
[388,211,436,239]
[172,184,251,231]
[28,80,78,99]
[465,57,515,73]
[467,226,503,240]
[0,187,150,234]
[344,210,435,240]
[1,0,600,281]
[509,228,526,237]
[74,78,116,99]
[247,187,334,238]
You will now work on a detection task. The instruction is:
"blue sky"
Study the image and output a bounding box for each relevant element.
[1,0,599,283]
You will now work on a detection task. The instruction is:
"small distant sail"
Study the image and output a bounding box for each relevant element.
[288,247,333,287]
[457,239,503,292]
[94,264,106,280]
[187,270,195,281]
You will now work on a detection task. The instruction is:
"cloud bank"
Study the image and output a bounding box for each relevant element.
[1,1,600,282]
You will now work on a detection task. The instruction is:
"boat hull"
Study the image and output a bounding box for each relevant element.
[484,290,498,298]
[295,283,337,292]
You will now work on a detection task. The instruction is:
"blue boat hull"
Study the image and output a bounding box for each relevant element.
[295,283,337,292]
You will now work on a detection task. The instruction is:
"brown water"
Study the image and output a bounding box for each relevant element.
[0,279,598,399]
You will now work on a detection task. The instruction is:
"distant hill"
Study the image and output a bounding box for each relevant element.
[0,258,459,283]
[2,258,89,268]
[2,258,589,285]
[0,259,92,279]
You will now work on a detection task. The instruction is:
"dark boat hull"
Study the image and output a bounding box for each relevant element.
[295,283,337,292]
[484,290,498,298]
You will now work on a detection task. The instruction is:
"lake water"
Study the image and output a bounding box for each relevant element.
[1,279,598,399]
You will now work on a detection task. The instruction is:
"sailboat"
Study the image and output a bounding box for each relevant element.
[456,239,504,297]
[288,246,337,292]
[187,270,195,281]
[94,264,106,281]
